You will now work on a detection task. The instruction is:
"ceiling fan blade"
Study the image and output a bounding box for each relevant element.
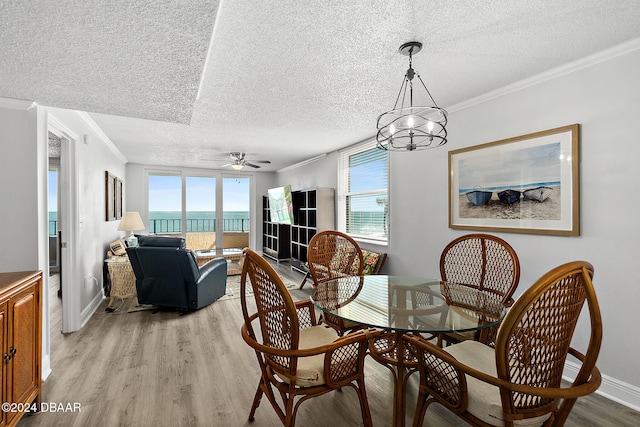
[244,162,261,168]
[252,160,271,164]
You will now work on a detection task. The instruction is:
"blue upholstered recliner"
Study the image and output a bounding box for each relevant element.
[126,235,227,310]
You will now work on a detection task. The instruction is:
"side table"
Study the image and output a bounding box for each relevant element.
[194,248,243,275]
[105,256,137,307]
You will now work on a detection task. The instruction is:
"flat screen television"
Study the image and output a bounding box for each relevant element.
[267,185,294,224]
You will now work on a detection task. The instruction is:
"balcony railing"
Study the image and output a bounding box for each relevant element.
[148,218,249,234]
[50,218,249,236]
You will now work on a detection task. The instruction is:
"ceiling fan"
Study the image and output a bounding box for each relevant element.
[203,152,271,170]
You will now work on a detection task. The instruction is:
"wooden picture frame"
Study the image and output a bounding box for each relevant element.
[106,171,116,221]
[448,124,580,236]
[115,177,123,219]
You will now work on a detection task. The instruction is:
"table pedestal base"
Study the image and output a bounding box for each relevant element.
[369,331,420,427]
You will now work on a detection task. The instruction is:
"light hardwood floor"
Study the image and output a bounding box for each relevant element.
[19,263,640,426]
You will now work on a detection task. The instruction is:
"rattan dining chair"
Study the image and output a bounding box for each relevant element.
[438,233,520,346]
[307,230,365,335]
[239,248,375,427]
[407,261,602,427]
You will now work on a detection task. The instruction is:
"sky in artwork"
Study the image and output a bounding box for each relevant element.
[458,142,561,190]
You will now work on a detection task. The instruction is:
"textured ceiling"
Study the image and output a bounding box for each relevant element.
[0,0,217,124]
[2,1,640,172]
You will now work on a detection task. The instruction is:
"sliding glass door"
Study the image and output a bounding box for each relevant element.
[222,176,250,249]
[148,173,182,234]
[147,172,250,250]
[186,176,217,249]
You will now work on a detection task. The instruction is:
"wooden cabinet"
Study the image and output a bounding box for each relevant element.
[262,196,291,261]
[290,188,334,273]
[0,271,42,427]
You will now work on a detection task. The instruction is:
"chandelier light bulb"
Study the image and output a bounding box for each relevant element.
[427,120,434,132]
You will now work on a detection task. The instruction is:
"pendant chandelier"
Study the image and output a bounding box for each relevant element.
[376,41,447,151]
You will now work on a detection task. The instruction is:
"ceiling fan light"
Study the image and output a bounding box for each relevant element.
[231,163,244,170]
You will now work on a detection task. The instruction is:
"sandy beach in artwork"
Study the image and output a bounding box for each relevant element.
[459,185,561,220]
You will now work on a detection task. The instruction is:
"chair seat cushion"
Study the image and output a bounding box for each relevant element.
[277,325,339,387]
[445,340,552,427]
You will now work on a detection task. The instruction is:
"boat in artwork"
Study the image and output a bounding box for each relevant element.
[523,186,553,202]
[497,189,521,205]
[465,190,493,206]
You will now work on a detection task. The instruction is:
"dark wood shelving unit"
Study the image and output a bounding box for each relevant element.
[262,196,291,262]
[289,188,334,274]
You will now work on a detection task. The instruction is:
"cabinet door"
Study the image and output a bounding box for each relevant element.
[8,286,39,414]
[0,301,6,427]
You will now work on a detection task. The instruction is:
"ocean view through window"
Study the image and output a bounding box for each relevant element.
[148,211,250,234]
[338,139,389,244]
[148,173,251,237]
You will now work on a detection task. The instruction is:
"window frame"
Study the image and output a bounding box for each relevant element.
[144,168,254,244]
[337,138,389,246]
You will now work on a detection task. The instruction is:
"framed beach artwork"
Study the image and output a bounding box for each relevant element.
[448,124,580,236]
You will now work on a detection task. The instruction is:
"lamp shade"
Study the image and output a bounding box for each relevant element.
[117,212,145,232]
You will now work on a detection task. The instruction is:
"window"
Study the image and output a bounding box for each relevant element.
[148,173,182,234]
[147,171,251,249]
[338,139,389,244]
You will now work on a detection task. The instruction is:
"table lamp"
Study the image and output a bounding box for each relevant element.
[117,212,145,247]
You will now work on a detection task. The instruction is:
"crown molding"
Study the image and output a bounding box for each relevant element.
[48,113,79,141]
[0,97,37,111]
[75,111,127,163]
[277,153,327,173]
[447,37,640,113]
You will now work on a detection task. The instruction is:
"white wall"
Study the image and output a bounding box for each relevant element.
[0,98,52,378]
[45,108,127,316]
[277,152,339,191]
[0,100,40,271]
[277,46,640,408]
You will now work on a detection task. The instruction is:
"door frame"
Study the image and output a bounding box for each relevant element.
[48,114,81,333]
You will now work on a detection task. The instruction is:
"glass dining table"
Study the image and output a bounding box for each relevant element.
[310,275,507,427]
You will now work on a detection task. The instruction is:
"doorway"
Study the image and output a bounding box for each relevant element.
[48,136,60,278]
[47,118,80,334]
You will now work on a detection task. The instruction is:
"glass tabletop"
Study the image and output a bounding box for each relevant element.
[310,275,507,334]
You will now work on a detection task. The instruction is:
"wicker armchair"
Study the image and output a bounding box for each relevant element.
[307,230,364,281]
[407,261,602,427]
[438,233,520,346]
[239,248,375,427]
[307,230,365,335]
[371,234,519,379]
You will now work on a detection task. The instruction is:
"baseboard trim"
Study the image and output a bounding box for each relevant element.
[564,360,640,412]
[80,292,104,329]
[41,358,52,381]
